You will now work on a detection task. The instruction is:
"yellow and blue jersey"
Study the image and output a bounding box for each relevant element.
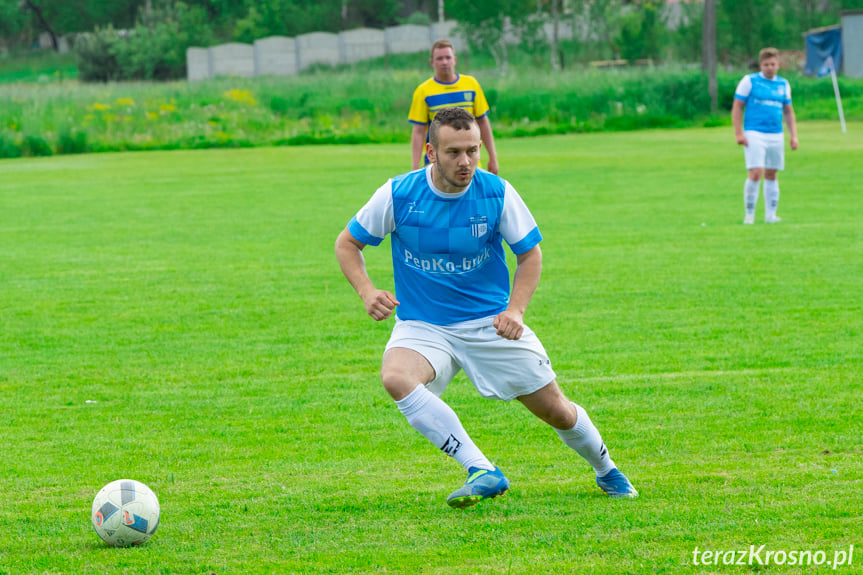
[409,74,490,164]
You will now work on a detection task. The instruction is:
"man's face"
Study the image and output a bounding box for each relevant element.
[427,124,481,192]
[431,47,456,79]
[760,57,779,79]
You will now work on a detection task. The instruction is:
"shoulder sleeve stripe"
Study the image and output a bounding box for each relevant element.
[509,228,542,255]
[348,217,383,246]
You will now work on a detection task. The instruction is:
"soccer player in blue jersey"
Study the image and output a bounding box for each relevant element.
[732,47,799,224]
[409,40,499,175]
[335,107,637,508]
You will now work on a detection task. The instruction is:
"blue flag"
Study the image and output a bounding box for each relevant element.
[805,27,842,77]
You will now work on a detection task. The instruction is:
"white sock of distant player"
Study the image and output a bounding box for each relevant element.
[555,403,615,477]
[764,178,780,218]
[744,178,760,219]
[395,385,494,471]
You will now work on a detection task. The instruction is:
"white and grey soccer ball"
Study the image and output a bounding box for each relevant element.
[91,479,160,547]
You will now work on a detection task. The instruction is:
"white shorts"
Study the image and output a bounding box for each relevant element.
[385,316,556,401]
[743,130,785,171]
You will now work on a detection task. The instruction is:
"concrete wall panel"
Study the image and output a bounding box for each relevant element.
[209,42,255,77]
[385,24,432,55]
[340,28,386,64]
[842,12,863,78]
[186,47,210,80]
[296,32,340,70]
[254,36,298,76]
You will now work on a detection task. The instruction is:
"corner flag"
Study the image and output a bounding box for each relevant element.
[804,26,842,77]
[804,25,846,133]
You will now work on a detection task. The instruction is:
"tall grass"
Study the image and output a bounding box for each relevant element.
[0,50,78,85]
[1,62,861,158]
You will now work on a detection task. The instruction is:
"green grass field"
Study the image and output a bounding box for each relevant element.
[1,122,861,574]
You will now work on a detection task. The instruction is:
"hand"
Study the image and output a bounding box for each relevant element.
[361,290,399,321]
[493,309,524,340]
[736,133,748,146]
[487,157,499,175]
[790,136,799,150]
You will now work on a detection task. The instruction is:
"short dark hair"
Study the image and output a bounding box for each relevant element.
[431,39,454,59]
[428,107,477,149]
[759,47,779,62]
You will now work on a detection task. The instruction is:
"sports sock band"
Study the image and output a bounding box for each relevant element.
[555,403,615,477]
[395,385,494,472]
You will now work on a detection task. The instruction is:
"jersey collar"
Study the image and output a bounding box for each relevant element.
[433,73,461,86]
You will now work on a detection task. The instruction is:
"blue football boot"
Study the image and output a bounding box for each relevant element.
[446,467,510,509]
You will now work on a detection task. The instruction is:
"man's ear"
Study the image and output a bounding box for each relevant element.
[425,142,435,163]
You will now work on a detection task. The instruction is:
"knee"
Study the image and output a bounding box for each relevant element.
[549,404,578,430]
[380,367,420,401]
[536,401,577,430]
[748,170,763,182]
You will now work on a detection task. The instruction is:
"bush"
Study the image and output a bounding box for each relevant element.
[75,1,214,82]
[21,135,52,157]
[75,27,124,82]
[0,131,21,158]
[56,128,88,155]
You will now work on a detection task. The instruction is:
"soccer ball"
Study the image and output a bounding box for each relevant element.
[91,479,161,547]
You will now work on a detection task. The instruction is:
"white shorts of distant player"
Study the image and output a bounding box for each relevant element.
[385,316,556,401]
[743,130,785,171]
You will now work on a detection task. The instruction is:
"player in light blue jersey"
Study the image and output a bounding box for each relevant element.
[335,107,637,507]
[732,47,799,224]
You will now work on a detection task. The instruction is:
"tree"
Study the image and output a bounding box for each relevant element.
[571,0,629,60]
[0,0,28,41]
[550,0,561,70]
[20,1,59,50]
[703,0,717,111]
[449,0,534,74]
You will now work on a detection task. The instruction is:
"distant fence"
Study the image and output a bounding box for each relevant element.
[843,10,863,77]
[186,19,578,80]
[187,20,463,80]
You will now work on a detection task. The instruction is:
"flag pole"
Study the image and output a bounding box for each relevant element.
[827,56,847,133]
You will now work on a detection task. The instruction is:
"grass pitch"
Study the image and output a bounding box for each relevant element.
[1,122,861,574]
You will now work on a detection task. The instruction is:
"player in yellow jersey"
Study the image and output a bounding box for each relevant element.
[409,40,499,174]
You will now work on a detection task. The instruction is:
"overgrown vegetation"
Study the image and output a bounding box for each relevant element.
[0,62,860,159]
[3,0,863,82]
[74,2,214,82]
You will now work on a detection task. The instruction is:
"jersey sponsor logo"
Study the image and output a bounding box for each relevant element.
[403,246,492,274]
[752,98,784,108]
[470,215,488,238]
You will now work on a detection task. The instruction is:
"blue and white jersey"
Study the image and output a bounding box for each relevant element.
[348,165,542,325]
[735,72,792,134]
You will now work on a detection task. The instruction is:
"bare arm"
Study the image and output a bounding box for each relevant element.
[411,123,427,170]
[731,99,747,145]
[494,245,542,340]
[476,115,499,175]
[334,228,399,321]
[784,104,799,150]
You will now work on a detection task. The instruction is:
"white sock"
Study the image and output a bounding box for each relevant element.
[744,178,760,218]
[395,385,494,472]
[764,179,780,218]
[555,403,615,477]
